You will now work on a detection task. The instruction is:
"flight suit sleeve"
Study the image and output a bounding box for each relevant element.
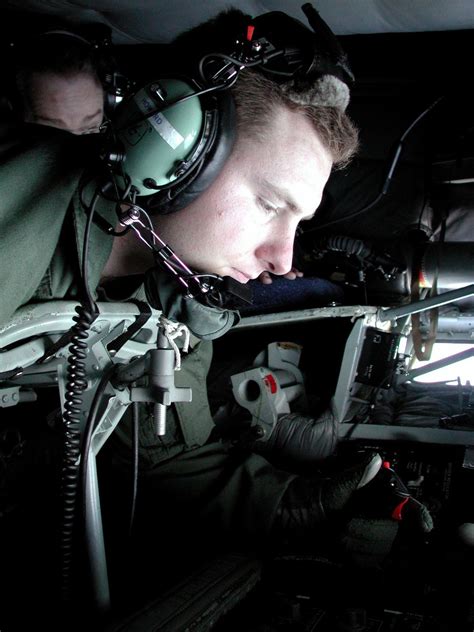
[0,125,86,327]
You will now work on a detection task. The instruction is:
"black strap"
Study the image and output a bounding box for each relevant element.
[106,300,153,354]
[37,300,152,363]
[38,328,76,364]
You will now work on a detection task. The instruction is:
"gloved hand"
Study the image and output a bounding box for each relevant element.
[353,460,434,533]
[252,410,338,470]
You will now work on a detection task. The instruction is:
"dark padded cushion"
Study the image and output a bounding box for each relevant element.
[239,275,344,315]
[144,90,236,215]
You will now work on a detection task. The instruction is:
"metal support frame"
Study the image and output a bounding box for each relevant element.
[2,288,474,611]
[0,301,164,613]
[378,283,474,322]
[339,422,474,445]
[234,285,474,448]
[334,284,474,446]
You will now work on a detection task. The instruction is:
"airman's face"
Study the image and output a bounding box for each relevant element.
[24,71,104,135]
[153,105,333,282]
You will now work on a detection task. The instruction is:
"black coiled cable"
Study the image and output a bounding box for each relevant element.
[60,302,97,600]
[59,184,100,602]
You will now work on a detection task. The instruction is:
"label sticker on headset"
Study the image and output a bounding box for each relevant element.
[135,93,184,149]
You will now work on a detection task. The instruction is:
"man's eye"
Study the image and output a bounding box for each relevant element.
[259,198,279,215]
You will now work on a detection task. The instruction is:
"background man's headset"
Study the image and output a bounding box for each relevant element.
[81,3,354,309]
[5,21,130,119]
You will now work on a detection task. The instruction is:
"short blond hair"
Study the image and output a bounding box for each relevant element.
[232,70,359,169]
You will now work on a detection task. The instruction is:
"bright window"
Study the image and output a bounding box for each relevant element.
[412,342,474,383]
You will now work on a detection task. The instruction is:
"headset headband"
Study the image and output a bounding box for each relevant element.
[105,4,353,210]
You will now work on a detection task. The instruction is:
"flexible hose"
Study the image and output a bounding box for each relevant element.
[323,235,371,258]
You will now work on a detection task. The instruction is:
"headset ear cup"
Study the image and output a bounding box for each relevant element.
[102,71,133,116]
[144,90,236,214]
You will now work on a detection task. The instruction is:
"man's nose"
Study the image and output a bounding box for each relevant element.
[257,229,296,276]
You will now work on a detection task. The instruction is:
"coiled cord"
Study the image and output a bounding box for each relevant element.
[59,181,100,602]
[60,302,97,600]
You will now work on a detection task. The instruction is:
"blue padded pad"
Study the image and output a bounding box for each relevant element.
[239,276,344,315]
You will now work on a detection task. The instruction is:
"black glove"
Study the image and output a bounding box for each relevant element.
[354,461,434,533]
[252,409,338,470]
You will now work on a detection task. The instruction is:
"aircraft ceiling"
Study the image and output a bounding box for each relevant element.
[3,0,474,44]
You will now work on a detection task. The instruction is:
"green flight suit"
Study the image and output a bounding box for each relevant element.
[0,124,296,548]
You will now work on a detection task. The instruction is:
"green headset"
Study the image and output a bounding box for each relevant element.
[107,3,354,216]
[112,76,236,215]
